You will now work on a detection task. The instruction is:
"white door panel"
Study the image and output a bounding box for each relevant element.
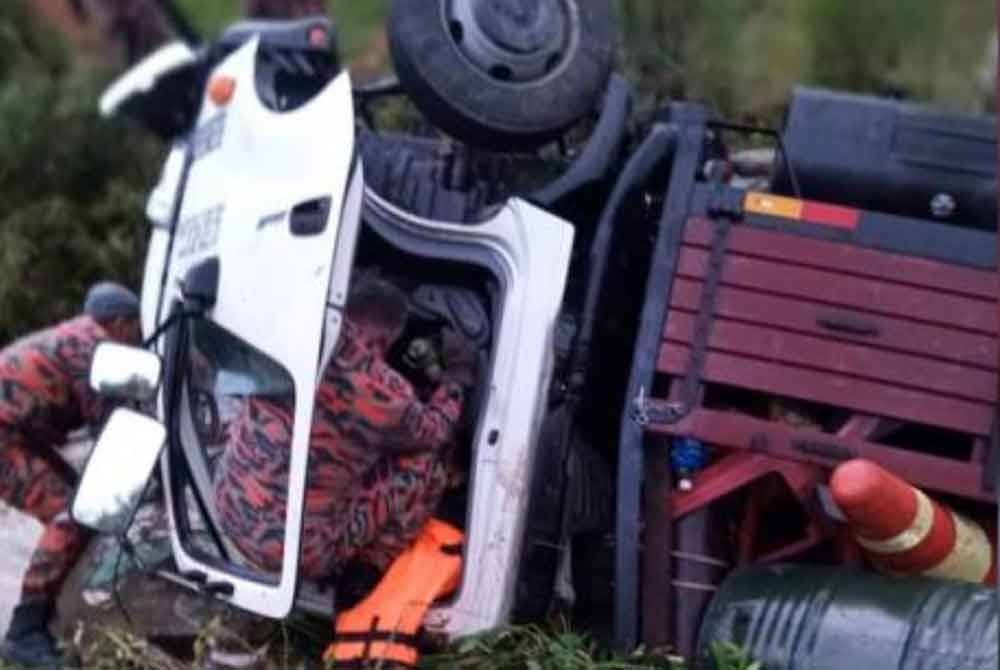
[361,192,574,637]
[160,37,353,618]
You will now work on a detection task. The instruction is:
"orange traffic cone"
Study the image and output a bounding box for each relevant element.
[830,459,996,585]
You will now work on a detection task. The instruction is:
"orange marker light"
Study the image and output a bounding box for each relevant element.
[745,192,803,220]
[209,76,237,106]
[745,191,861,230]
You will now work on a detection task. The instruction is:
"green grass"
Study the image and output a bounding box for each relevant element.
[421,623,684,670]
[27,620,759,670]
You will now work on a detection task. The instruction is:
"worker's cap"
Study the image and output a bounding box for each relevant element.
[83,281,140,322]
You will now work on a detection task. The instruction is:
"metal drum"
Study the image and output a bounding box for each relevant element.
[698,564,998,670]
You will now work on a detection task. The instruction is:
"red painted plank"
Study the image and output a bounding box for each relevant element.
[676,247,997,334]
[682,218,998,301]
[651,408,992,502]
[658,343,994,436]
[669,279,997,370]
[664,311,997,403]
[682,218,715,247]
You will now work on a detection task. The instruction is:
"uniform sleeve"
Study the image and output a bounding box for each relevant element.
[316,321,466,455]
[360,358,464,454]
[64,322,112,428]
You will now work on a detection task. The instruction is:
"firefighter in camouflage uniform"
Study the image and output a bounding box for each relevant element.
[0,282,141,667]
[214,275,477,584]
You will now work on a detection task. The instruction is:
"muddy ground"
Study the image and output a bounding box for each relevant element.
[0,504,43,636]
[0,439,242,648]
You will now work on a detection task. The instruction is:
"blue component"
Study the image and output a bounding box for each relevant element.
[671,437,709,475]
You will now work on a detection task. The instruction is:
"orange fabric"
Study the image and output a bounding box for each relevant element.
[324,519,463,668]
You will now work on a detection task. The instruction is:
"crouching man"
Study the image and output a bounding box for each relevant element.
[0,282,141,666]
[214,274,477,583]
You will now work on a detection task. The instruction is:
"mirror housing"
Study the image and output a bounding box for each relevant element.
[71,408,166,536]
[99,41,203,139]
[89,342,163,402]
[100,42,198,118]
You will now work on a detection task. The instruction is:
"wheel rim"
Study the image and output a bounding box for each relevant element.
[443,0,579,83]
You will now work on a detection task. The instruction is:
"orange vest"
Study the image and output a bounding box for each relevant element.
[324,519,464,668]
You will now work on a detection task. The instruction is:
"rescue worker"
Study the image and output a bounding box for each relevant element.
[214,274,477,583]
[0,282,141,666]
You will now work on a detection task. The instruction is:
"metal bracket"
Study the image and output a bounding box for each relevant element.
[706,184,745,220]
[631,386,686,426]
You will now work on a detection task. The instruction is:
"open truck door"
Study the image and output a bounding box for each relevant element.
[148,35,355,619]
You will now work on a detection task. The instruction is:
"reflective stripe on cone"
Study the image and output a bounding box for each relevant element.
[831,459,996,585]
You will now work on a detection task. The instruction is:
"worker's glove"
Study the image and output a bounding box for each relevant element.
[404,337,443,383]
[439,328,479,389]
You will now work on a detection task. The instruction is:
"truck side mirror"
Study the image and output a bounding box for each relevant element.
[99,41,202,139]
[89,342,163,403]
[71,408,166,536]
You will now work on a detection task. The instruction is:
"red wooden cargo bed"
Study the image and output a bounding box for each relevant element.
[629,182,998,654]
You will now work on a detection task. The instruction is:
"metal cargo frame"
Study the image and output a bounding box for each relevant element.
[613,111,999,652]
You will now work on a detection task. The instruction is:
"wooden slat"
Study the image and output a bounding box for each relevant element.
[665,311,997,403]
[651,409,992,502]
[683,218,998,301]
[658,344,994,436]
[677,247,997,334]
[669,279,998,370]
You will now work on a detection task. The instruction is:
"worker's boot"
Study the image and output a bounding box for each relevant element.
[0,601,77,668]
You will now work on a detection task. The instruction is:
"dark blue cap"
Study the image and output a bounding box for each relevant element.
[83,282,140,322]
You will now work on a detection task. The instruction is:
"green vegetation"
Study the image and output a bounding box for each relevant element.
[174,0,242,39]
[420,622,683,669]
[0,2,158,343]
[617,0,995,123]
[177,0,997,122]
[334,0,388,61]
[176,0,387,61]
[49,619,760,669]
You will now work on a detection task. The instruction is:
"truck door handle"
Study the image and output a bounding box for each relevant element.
[289,196,331,236]
[816,312,880,337]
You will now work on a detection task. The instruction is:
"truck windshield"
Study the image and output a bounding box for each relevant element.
[174,317,297,582]
[190,318,295,398]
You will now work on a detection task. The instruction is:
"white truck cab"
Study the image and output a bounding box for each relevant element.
[92,28,575,639]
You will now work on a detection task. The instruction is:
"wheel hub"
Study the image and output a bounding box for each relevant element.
[446,0,575,83]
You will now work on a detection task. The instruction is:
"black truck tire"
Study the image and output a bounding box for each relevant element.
[388,0,616,150]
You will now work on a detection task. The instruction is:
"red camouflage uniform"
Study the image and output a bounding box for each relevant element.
[0,316,111,603]
[215,318,462,578]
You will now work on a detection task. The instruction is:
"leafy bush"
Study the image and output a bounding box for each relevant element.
[616,0,995,124]
[0,3,159,343]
